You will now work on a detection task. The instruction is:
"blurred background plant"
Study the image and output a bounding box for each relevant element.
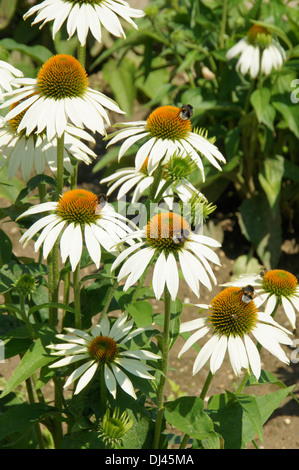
[1,0,299,270]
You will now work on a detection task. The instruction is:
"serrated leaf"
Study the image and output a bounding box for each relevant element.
[164,396,216,440]
[250,88,276,131]
[1,326,57,398]
[238,194,282,269]
[102,59,136,116]
[0,403,60,441]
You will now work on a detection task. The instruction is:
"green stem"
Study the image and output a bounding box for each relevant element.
[19,294,36,339]
[38,183,47,203]
[56,134,65,201]
[99,278,119,321]
[61,270,70,329]
[77,44,86,68]
[219,0,228,49]
[153,287,172,449]
[73,260,81,329]
[70,161,78,190]
[25,377,45,449]
[199,370,214,401]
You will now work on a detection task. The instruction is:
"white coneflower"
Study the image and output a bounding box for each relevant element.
[100,154,204,208]
[0,60,23,101]
[178,287,293,379]
[106,105,226,182]
[111,211,221,300]
[226,24,286,78]
[24,0,145,46]
[0,113,96,180]
[48,313,159,398]
[17,188,132,271]
[0,54,124,141]
[223,269,299,329]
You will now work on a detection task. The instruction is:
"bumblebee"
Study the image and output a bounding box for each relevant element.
[238,285,254,304]
[95,193,107,214]
[172,229,189,244]
[259,268,267,278]
[179,104,193,120]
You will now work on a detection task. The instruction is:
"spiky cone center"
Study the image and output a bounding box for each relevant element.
[37,54,88,100]
[146,106,192,141]
[262,269,298,297]
[247,24,272,47]
[164,153,196,181]
[69,0,101,5]
[12,273,38,297]
[102,408,133,439]
[56,189,101,225]
[146,212,191,253]
[208,287,258,337]
[88,336,119,364]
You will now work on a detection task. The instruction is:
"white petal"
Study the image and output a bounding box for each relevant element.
[193,335,219,375]
[210,335,227,374]
[165,252,179,300]
[84,224,101,268]
[281,296,297,329]
[152,252,167,300]
[178,326,209,357]
[111,363,137,399]
[244,334,261,379]
[64,360,96,388]
[42,220,66,259]
[69,224,83,271]
[104,364,117,398]
[227,335,248,376]
[74,362,98,394]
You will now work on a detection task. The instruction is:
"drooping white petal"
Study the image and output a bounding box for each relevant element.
[104,364,117,398]
[64,360,96,389]
[193,335,219,375]
[281,296,297,329]
[69,224,83,271]
[111,363,137,399]
[243,334,261,379]
[210,335,227,374]
[84,224,101,268]
[152,252,167,300]
[74,362,98,394]
[228,335,248,376]
[165,252,179,300]
[178,326,209,357]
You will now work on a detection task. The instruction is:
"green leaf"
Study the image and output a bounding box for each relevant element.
[272,100,299,138]
[102,59,136,116]
[238,194,282,269]
[1,326,57,398]
[232,255,261,277]
[0,403,60,441]
[127,301,153,328]
[0,0,18,29]
[0,229,12,266]
[250,88,276,131]
[0,38,52,65]
[207,386,294,448]
[164,396,216,440]
[258,155,284,211]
